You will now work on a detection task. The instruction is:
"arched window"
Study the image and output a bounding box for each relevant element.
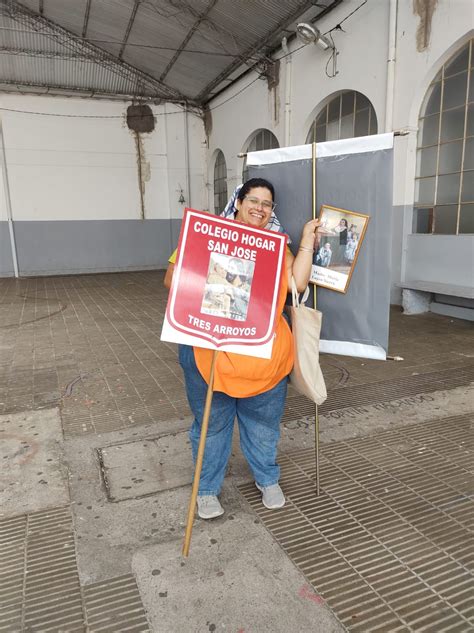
[414,39,473,234]
[213,150,227,214]
[242,129,279,181]
[306,91,378,143]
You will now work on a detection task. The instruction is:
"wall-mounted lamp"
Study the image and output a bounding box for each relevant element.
[178,190,185,204]
[296,23,334,50]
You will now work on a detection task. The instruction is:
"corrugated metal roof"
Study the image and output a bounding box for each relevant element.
[0,0,342,103]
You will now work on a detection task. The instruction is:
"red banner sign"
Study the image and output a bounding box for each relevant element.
[161,209,287,357]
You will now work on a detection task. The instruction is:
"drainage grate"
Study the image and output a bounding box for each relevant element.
[0,506,84,633]
[282,363,474,423]
[239,413,474,632]
[83,574,150,632]
[0,514,26,632]
[0,507,150,632]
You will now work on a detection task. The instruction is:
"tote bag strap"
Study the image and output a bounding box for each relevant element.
[291,276,310,308]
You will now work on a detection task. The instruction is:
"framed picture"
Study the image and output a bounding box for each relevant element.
[310,204,370,293]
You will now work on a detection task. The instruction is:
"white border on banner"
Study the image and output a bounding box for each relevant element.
[320,339,387,360]
[247,133,394,165]
[165,209,286,355]
[161,319,275,358]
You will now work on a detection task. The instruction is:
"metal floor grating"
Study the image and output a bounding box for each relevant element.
[239,413,474,632]
[83,575,149,632]
[282,364,474,423]
[0,506,84,632]
[0,507,149,632]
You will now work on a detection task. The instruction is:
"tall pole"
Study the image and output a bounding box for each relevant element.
[312,142,320,496]
[182,349,218,557]
[0,118,19,278]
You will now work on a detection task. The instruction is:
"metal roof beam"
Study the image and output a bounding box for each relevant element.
[1,0,192,103]
[82,0,91,38]
[159,0,218,83]
[119,0,140,60]
[0,77,161,100]
[0,45,118,62]
[197,0,329,102]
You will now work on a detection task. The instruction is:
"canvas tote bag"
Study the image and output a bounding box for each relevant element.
[288,277,327,405]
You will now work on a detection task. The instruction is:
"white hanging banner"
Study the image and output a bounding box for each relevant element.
[248,134,394,361]
[247,133,394,165]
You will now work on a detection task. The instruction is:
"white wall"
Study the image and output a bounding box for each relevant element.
[207,0,390,200]
[0,164,6,221]
[0,95,206,222]
[208,77,281,195]
[206,0,474,304]
[405,234,474,287]
[0,94,207,275]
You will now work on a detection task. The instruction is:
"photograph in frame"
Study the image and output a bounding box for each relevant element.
[201,253,255,321]
[310,205,370,293]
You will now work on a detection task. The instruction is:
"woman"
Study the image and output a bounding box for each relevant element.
[164,178,320,519]
[344,232,358,264]
[333,218,348,264]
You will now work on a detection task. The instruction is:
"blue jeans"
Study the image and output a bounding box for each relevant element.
[178,345,288,496]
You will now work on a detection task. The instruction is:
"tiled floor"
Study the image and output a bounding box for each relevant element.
[0,273,187,437]
[240,413,474,632]
[1,271,473,439]
[1,270,473,633]
[0,506,149,633]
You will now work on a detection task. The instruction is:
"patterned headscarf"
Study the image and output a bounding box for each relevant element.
[220,184,291,243]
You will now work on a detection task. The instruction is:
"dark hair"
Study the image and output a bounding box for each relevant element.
[237,178,275,202]
[340,218,348,227]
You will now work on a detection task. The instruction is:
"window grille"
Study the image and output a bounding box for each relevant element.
[414,39,473,235]
[213,150,228,214]
[242,129,279,182]
[306,90,377,143]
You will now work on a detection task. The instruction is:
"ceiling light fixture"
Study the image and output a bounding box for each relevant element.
[296,23,334,50]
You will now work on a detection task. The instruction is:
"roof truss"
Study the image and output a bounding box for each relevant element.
[0,0,192,103]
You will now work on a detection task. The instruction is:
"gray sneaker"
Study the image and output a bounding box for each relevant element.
[197,495,224,519]
[256,483,285,509]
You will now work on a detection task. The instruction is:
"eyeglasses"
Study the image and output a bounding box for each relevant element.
[244,195,276,212]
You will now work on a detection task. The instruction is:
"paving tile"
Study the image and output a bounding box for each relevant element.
[1,272,473,441]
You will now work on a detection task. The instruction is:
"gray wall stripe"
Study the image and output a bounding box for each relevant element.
[0,219,182,277]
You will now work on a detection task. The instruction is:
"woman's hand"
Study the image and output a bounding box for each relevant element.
[286,218,322,292]
[299,218,322,250]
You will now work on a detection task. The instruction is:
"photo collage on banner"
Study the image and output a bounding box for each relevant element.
[201,253,255,321]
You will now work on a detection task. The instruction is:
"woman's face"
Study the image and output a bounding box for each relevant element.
[339,219,348,227]
[235,186,273,229]
[214,263,226,276]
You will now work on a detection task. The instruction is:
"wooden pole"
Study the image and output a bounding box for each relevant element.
[312,142,320,497]
[182,349,218,557]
